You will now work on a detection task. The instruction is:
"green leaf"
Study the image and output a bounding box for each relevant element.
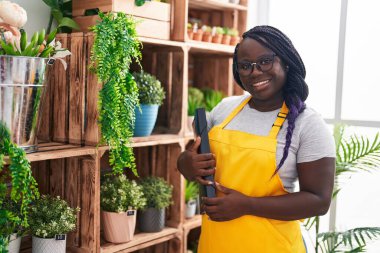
[51,8,63,22]
[42,0,59,9]
[58,17,80,30]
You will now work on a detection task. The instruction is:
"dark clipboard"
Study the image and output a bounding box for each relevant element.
[194,108,216,198]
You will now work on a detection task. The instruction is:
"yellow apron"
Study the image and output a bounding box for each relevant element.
[198,97,306,253]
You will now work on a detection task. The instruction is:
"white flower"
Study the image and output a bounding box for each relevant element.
[0,1,27,28]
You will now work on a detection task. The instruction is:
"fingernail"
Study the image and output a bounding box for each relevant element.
[208,181,213,185]
[214,181,220,186]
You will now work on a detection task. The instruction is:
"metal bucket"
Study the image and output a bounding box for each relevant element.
[0,56,50,153]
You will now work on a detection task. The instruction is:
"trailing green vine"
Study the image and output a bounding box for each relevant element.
[0,121,40,248]
[90,12,142,175]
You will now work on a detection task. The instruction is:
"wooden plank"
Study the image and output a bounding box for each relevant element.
[52,34,69,143]
[84,34,101,146]
[183,215,202,232]
[155,52,172,131]
[188,0,248,11]
[168,237,183,253]
[69,33,86,144]
[74,16,170,40]
[32,161,50,194]
[166,144,184,229]
[170,51,186,134]
[100,227,179,253]
[81,157,100,253]
[73,0,170,21]
[66,158,81,247]
[217,57,233,96]
[172,0,188,41]
[49,159,65,197]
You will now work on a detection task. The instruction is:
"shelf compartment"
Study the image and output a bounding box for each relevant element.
[183,215,202,231]
[100,227,179,253]
[189,0,248,11]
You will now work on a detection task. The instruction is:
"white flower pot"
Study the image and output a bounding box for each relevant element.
[186,199,197,218]
[6,233,21,253]
[32,236,66,253]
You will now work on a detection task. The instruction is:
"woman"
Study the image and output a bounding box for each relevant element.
[177,25,336,252]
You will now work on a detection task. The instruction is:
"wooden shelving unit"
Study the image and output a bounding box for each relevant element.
[22,0,249,252]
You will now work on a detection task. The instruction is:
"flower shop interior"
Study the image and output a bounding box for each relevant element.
[1,0,380,253]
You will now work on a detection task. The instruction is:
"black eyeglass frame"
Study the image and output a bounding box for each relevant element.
[237,53,277,77]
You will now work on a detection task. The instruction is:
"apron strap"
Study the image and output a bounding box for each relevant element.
[268,102,289,139]
[219,96,251,129]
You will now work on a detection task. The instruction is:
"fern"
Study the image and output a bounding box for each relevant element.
[90,12,142,175]
[0,121,40,247]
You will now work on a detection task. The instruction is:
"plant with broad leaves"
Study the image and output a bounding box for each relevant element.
[42,0,80,33]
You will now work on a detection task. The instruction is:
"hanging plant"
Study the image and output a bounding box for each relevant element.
[0,122,40,249]
[90,12,142,175]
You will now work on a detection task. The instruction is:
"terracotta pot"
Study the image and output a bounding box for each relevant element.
[187,30,193,40]
[230,36,240,46]
[101,210,136,243]
[193,31,203,41]
[202,32,212,43]
[221,35,231,45]
[212,34,223,44]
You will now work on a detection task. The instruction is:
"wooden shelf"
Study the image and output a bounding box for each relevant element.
[101,227,179,253]
[187,40,235,55]
[189,0,248,11]
[183,215,202,232]
[140,36,185,49]
[3,143,96,164]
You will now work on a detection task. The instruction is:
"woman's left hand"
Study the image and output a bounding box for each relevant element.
[202,182,251,222]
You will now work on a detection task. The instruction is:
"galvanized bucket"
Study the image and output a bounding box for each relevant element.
[0,56,51,153]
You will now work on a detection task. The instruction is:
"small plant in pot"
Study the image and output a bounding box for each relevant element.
[211,26,224,44]
[187,87,204,134]
[28,195,80,253]
[185,180,199,219]
[221,27,231,45]
[100,174,146,243]
[201,25,212,43]
[229,28,240,46]
[138,177,173,233]
[132,71,166,137]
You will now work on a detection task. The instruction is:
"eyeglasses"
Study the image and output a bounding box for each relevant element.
[237,53,277,77]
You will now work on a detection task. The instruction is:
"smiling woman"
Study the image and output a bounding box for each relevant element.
[177,25,336,253]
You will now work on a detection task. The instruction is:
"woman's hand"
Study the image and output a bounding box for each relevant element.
[177,137,216,185]
[202,183,251,222]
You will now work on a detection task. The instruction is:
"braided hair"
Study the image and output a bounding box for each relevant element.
[232,25,309,173]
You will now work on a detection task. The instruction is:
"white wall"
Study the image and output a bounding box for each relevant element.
[10,0,51,35]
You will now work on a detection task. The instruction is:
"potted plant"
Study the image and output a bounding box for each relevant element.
[192,23,203,41]
[201,25,212,43]
[187,23,194,40]
[212,26,224,44]
[0,122,40,253]
[90,12,142,175]
[138,177,173,232]
[185,180,199,218]
[187,87,204,134]
[229,28,240,46]
[28,195,79,253]
[132,70,166,137]
[0,1,71,153]
[221,27,231,45]
[100,174,146,243]
[202,88,224,112]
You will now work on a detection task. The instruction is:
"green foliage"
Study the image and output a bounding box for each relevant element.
[0,122,39,246]
[202,88,224,112]
[139,177,173,209]
[188,87,204,116]
[28,195,79,238]
[306,125,380,253]
[100,174,146,212]
[185,180,198,203]
[132,71,166,105]
[317,227,380,253]
[215,26,224,35]
[42,0,80,33]
[0,28,62,58]
[90,12,142,175]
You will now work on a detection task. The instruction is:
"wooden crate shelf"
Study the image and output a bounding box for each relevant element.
[183,215,202,232]
[189,0,248,11]
[187,40,235,55]
[101,227,180,253]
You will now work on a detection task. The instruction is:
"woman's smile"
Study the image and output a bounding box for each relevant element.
[252,79,271,92]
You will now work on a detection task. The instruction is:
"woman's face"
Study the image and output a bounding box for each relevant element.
[237,38,287,106]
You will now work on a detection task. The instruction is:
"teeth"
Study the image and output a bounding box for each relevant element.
[253,80,270,87]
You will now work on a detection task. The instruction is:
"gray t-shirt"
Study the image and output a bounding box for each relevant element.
[206,94,336,192]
